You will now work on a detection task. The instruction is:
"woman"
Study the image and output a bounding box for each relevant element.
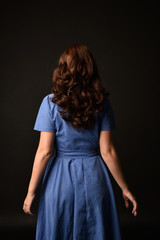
[23,44,138,240]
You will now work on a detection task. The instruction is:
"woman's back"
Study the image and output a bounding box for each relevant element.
[34,93,116,157]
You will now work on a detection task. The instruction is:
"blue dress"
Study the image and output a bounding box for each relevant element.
[33,93,122,240]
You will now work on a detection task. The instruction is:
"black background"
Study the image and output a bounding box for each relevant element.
[1,0,159,239]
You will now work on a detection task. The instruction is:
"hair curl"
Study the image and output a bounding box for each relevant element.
[51,43,110,130]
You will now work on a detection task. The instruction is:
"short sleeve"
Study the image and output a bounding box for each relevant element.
[33,94,56,132]
[100,98,116,131]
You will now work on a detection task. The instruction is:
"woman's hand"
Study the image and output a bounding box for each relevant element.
[23,192,36,216]
[122,188,138,216]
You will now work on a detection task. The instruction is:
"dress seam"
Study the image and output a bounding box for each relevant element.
[82,158,88,239]
[68,159,75,240]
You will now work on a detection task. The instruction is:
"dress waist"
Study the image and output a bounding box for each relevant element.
[55,148,100,158]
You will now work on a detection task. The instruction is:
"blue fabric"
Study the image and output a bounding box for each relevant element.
[34,93,122,240]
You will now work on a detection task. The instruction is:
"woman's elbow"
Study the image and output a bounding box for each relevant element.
[36,148,54,159]
[100,143,115,160]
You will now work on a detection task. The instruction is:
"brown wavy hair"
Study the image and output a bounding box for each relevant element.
[51,43,110,130]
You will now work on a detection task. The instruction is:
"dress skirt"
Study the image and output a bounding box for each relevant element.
[35,150,122,240]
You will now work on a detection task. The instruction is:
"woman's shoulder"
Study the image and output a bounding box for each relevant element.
[97,97,113,120]
[41,93,57,110]
[43,93,54,101]
[101,97,111,112]
[103,96,111,104]
[42,93,55,103]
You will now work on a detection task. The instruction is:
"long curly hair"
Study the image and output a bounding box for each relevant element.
[51,43,110,130]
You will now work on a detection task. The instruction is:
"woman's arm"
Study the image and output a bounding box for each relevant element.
[99,130,138,216]
[23,131,55,216]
